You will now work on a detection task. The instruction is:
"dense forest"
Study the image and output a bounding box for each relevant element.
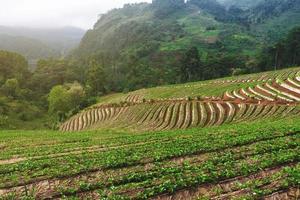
[1,0,300,129]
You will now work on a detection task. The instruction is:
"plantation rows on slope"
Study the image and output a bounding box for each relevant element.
[94,67,300,105]
[60,100,299,132]
[0,117,299,199]
[224,76,300,102]
[60,67,300,132]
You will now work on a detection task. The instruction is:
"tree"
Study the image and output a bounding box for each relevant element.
[0,50,30,85]
[86,60,106,96]
[48,82,86,122]
[31,59,80,95]
[48,85,71,122]
[257,26,300,70]
[180,47,202,82]
[273,41,285,70]
[1,79,20,98]
[153,0,185,17]
[286,27,300,66]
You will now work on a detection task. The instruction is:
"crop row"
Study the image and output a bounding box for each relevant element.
[212,68,299,84]
[1,119,299,190]
[60,100,299,132]
[1,138,298,199]
[225,76,300,103]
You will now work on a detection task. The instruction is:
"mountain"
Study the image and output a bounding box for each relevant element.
[247,0,300,41]
[71,0,300,91]
[0,34,58,61]
[74,0,300,56]
[0,26,85,67]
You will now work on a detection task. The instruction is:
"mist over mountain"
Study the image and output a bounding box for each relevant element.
[0,26,85,67]
[0,34,58,63]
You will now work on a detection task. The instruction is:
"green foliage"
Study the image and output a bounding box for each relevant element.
[48,82,86,122]
[189,0,227,20]
[71,0,300,93]
[180,46,203,82]
[31,59,82,94]
[0,115,9,128]
[0,50,30,85]
[0,116,299,198]
[152,0,185,17]
[0,51,90,130]
[217,0,263,10]
[1,79,20,98]
[258,26,300,71]
[48,85,70,115]
[85,60,106,96]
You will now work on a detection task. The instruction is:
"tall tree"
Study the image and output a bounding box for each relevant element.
[273,41,285,70]
[286,27,300,66]
[181,47,202,82]
[153,0,185,17]
[0,50,30,85]
[85,60,106,96]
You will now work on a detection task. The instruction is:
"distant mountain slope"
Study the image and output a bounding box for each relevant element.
[75,0,300,56]
[250,1,300,41]
[74,1,254,58]
[0,26,85,58]
[0,34,58,60]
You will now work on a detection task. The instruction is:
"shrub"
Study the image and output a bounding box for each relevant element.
[0,115,9,128]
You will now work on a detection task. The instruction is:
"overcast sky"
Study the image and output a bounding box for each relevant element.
[0,0,152,30]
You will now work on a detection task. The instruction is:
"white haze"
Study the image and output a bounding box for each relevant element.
[0,0,151,30]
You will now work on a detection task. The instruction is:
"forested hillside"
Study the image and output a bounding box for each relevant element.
[0,50,90,129]
[72,0,300,92]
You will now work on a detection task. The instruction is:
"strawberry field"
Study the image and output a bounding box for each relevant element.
[0,116,299,199]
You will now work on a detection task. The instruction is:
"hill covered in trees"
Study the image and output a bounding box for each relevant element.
[72,0,300,92]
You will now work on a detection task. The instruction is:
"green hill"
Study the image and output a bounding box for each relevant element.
[72,0,300,92]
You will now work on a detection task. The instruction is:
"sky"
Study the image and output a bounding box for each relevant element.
[0,0,152,30]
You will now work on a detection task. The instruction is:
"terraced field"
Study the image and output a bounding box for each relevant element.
[95,67,300,104]
[1,117,299,199]
[60,100,299,132]
[224,77,300,103]
[60,67,300,132]
[1,67,300,199]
